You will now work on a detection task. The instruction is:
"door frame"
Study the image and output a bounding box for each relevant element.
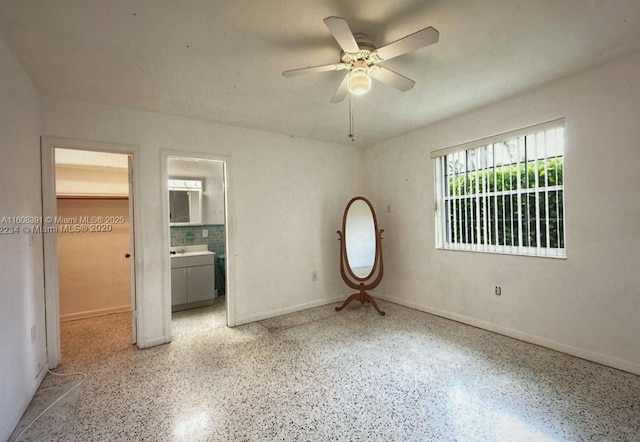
[41,136,143,368]
[161,149,235,331]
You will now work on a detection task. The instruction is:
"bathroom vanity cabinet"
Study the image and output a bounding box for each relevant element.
[171,252,216,311]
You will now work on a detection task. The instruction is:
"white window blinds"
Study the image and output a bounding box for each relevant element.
[434,120,566,258]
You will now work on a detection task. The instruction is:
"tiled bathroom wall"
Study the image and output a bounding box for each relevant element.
[170,224,225,255]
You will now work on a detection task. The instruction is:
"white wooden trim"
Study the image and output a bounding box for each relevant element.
[127,155,137,345]
[40,138,60,368]
[41,136,144,367]
[370,290,640,376]
[160,149,235,339]
[433,160,444,248]
[430,118,565,159]
[60,305,132,322]
[437,244,566,259]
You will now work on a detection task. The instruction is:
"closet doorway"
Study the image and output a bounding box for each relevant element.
[41,138,141,368]
[55,149,135,362]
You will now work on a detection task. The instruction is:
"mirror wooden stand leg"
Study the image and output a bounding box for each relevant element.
[335,289,386,316]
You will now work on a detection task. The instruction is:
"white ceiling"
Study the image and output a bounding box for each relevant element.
[2,1,640,147]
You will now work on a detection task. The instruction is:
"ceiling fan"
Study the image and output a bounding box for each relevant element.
[282,17,439,103]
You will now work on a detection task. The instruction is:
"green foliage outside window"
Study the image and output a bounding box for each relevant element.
[445,158,564,249]
[448,158,563,196]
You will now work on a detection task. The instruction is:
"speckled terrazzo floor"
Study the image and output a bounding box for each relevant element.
[10,297,640,441]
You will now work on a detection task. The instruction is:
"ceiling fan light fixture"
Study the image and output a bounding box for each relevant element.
[347,67,371,95]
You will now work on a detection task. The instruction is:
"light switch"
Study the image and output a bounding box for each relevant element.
[202,229,208,238]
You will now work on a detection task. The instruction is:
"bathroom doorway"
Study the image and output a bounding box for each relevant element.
[163,153,230,337]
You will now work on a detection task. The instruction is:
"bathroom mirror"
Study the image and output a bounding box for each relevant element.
[169,180,202,225]
[336,196,385,315]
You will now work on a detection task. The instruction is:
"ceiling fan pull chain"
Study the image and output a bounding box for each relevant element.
[348,92,356,142]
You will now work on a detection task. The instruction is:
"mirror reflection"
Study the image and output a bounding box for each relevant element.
[345,199,376,278]
[336,196,385,316]
[168,179,202,225]
[169,190,190,223]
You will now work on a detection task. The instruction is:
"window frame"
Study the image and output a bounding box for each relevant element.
[433,119,566,258]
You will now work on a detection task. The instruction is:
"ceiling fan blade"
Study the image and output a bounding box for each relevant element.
[282,63,348,77]
[330,73,349,103]
[323,16,360,53]
[372,27,439,62]
[370,66,415,92]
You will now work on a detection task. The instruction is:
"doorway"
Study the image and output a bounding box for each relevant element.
[55,149,135,361]
[163,154,230,335]
[41,138,141,368]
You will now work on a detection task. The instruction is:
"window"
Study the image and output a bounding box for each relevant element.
[433,120,565,258]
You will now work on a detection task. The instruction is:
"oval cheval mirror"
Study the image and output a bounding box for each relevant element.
[335,196,385,316]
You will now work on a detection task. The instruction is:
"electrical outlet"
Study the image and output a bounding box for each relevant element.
[31,325,36,343]
[495,286,502,296]
[312,271,318,281]
[202,229,208,238]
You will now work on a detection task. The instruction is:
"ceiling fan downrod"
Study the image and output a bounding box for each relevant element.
[348,92,356,142]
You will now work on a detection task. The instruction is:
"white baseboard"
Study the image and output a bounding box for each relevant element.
[235,295,345,326]
[60,305,132,322]
[370,291,640,376]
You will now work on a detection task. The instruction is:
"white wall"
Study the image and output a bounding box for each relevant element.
[0,41,46,441]
[364,51,640,374]
[42,97,364,344]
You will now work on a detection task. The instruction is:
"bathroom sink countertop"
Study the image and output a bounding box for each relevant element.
[172,250,214,257]
[170,245,214,257]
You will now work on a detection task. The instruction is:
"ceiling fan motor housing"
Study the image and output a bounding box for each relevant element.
[340,33,377,65]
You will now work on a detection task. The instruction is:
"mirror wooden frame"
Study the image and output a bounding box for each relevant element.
[335,196,385,316]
